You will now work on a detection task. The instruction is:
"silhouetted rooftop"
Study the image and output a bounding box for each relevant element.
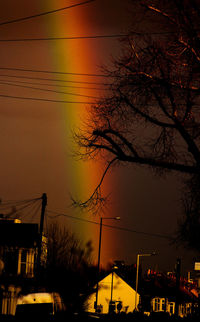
[0,222,39,247]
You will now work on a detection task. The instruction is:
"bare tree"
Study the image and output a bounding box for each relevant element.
[43,222,95,311]
[47,222,93,269]
[74,0,200,250]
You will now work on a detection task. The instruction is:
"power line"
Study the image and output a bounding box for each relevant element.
[0,73,111,86]
[0,81,101,99]
[20,199,42,222]
[0,78,111,91]
[16,199,41,220]
[0,197,41,207]
[0,0,96,27]
[0,196,44,223]
[2,199,40,219]
[0,33,128,42]
[0,29,186,42]
[0,67,110,78]
[29,202,42,223]
[47,209,173,240]
[0,93,96,104]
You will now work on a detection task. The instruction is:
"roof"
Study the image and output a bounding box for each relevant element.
[141,273,198,303]
[0,223,39,247]
[100,272,138,292]
[98,271,139,295]
[100,270,198,304]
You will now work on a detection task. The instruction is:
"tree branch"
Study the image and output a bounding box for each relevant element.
[71,158,118,213]
[122,95,175,128]
[123,155,197,174]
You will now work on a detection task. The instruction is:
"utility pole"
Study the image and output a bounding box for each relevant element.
[95,217,102,312]
[175,258,181,317]
[37,193,47,272]
[95,216,120,313]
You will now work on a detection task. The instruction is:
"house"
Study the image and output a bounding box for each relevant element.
[85,266,198,317]
[151,297,194,317]
[151,294,197,317]
[142,272,198,317]
[85,271,140,314]
[0,218,39,315]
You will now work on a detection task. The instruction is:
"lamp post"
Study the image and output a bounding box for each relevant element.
[135,252,156,311]
[95,216,120,312]
[110,265,118,303]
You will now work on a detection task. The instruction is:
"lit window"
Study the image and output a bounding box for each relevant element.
[161,299,165,311]
[20,250,27,275]
[154,298,160,311]
[168,302,175,315]
[18,249,35,277]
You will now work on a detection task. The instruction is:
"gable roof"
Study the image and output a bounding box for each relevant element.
[98,272,139,294]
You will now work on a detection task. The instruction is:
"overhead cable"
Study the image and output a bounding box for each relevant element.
[0,67,111,78]
[0,74,111,86]
[20,199,42,221]
[0,197,41,207]
[0,81,100,99]
[0,93,96,104]
[47,209,173,240]
[0,29,183,41]
[0,197,41,204]
[0,78,111,91]
[0,34,128,42]
[0,0,96,27]
[2,199,40,218]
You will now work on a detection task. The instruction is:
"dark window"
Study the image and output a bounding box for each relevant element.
[4,249,18,275]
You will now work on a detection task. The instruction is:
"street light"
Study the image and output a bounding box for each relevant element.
[135,252,156,311]
[95,216,120,313]
[110,265,118,303]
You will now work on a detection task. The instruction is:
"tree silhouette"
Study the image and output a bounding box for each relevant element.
[43,222,95,312]
[74,0,200,250]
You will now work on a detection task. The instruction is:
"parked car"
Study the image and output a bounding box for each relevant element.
[15,292,65,317]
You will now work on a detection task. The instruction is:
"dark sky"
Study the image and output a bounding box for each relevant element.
[0,0,198,276]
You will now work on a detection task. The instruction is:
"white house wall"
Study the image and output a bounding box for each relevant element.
[86,272,140,314]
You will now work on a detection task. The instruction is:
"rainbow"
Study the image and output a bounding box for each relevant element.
[44,1,120,266]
